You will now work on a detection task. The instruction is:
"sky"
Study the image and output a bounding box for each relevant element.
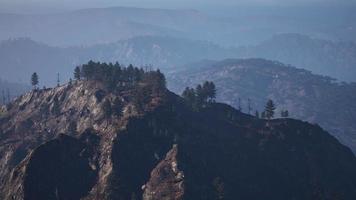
[1,0,356,13]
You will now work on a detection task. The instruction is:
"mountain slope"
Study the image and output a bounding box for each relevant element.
[236,33,356,82]
[168,58,356,152]
[1,70,356,199]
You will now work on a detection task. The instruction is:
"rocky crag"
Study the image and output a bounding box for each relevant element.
[1,75,356,199]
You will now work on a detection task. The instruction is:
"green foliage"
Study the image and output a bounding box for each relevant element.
[182,81,217,110]
[132,86,151,113]
[77,61,165,92]
[202,81,216,103]
[31,72,39,89]
[182,87,196,107]
[264,99,276,119]
[281,110,289,118]
[74,66,81,80]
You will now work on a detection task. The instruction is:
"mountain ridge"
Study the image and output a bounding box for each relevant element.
[1,67,356,199]
[168,58,356,152]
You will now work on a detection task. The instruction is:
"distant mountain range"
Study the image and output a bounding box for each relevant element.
[167,58,356,152]
[236,33,356,82]
[0,7,224,46]
[1,6,355,47]
[0,37,235,86]
[1,34,356,87]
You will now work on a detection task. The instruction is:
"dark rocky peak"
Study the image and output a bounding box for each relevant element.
[1,68,356,199]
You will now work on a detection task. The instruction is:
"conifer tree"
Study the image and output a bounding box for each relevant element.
[182,87,196,107]
[281,110,289,118]
[264,99,276,120]
[195,84,205,109]
[57,73,60,87]
[202,81,216,103]
[31,72,39,89]
[74,66,81,80]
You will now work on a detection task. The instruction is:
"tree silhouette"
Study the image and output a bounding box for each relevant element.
[182,87,196,107]
[31,72,39,89]
[202,81,216,103]
[74,66,81,80]
[281,110,289,118]
[264,99,276,120]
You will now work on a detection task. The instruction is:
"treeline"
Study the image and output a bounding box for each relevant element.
[181,82,289,119]
[182,81,216,110]
[30,61,166,91]
[74,61,166,90]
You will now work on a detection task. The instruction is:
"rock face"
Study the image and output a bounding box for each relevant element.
[1,80,356,200]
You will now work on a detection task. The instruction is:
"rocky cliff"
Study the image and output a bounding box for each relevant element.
[1,79,356,200]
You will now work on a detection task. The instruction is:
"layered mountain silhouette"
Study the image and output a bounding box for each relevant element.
[1,34,356,87]
[237,33,356,82]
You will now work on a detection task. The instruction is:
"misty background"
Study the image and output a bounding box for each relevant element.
[1,0,356,151]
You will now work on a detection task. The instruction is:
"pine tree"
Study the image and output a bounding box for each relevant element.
[182,87,196,107]
[195,84,205,109]
[57,73,60,87]
[202,81,216,103]
[31,72,39,89]
[264,99,276,120]
[281,110,289,118]
[74,66,81,80]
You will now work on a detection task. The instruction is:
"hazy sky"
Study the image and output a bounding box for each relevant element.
[1,0,356,13]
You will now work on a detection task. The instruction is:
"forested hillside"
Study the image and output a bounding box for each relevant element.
[168,58,356,152]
